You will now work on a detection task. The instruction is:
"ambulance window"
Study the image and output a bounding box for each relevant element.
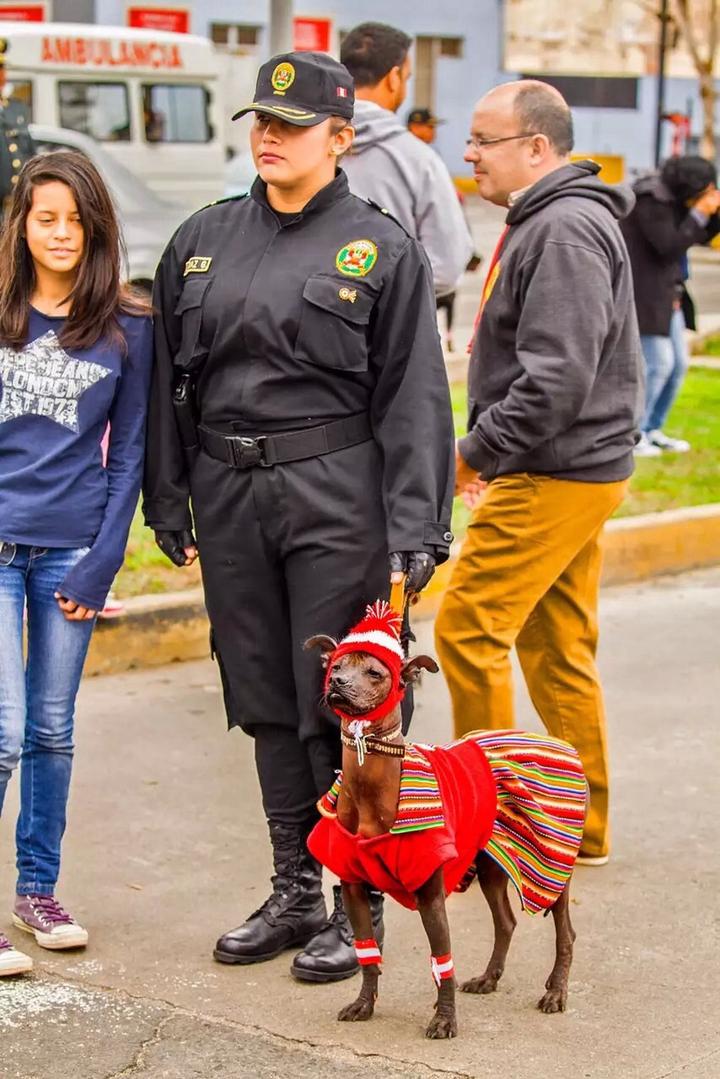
[141,84,210,143]
[58,82,131,142]
[4,80,33,117]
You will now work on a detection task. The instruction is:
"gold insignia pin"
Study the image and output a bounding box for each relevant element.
[338,287,357,303]
[184,256,213,276]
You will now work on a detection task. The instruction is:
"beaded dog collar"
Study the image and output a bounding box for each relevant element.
[340,722,404,764]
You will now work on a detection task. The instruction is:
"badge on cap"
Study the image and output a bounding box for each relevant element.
[271,62,295,96]
[336,240,378,278]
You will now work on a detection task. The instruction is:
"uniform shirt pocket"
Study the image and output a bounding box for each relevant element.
[294,274,374,373]
[173,277,213,370]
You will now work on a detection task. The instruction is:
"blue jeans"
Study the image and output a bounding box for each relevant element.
[0,543,95,895]
[640,308,688,433]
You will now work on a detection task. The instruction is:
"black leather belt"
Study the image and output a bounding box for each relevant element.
[198,414,372,469]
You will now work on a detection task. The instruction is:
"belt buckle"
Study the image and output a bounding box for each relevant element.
[230,435,267,469]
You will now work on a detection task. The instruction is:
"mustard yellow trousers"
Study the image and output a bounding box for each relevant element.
[435,473,628,857]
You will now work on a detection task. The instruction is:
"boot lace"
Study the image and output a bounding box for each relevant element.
[28,895,73,926]
[323,889,353,945]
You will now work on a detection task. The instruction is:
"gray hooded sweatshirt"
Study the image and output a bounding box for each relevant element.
[341,100,473,296]
[459,161,643,484]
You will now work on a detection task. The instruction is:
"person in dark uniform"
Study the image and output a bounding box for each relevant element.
[143,52,454,984]
[0,39,36,211]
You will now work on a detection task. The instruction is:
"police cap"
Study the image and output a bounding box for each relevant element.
[232,51,354,127]
[407,108,444,127]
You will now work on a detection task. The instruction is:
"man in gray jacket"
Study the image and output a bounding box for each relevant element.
[435,81,643,868]
[340,22,473,296]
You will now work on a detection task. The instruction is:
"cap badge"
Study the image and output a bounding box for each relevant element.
[336,239,378,278]
[338,287,357,303]
[271,62,295,96]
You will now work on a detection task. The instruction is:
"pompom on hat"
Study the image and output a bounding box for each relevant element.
[325,600,405,724]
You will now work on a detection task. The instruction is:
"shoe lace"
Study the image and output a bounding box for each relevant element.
[28,895,73,926]
[324,890,353,945]
[248,871,300,921]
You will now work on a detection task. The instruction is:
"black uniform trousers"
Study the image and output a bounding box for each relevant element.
[191,438,399,825]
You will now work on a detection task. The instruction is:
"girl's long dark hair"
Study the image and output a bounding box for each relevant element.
[0,150,149,352]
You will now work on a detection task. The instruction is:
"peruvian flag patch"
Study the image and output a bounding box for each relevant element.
[337,86,349,98]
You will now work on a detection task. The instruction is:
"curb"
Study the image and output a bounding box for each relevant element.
[85,503,720,678]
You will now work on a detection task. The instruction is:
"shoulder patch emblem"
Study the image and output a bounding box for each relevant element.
[271,62,295,95]
[336,239,378,278]
[184,256,213,276]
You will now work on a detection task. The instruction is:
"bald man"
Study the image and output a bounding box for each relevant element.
[435,81,643,865]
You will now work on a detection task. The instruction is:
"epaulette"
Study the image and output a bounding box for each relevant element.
[365,198,411,236]
[190,192,249,217]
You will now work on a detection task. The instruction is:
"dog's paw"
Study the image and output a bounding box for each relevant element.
[337,997,375,1022]
[460,973,499,995]
[537,987,567,1013]
[425,1009,457,1039]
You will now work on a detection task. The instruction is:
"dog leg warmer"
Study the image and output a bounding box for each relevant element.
[355,938,382,966]
[430,953,454,986]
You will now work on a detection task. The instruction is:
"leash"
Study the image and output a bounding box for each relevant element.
[389,572,407,618]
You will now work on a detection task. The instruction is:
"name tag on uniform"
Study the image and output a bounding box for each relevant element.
[184,256,213,276]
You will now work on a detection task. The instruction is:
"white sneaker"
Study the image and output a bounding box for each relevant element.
[0,932,33,975]
[648,429,691,453]
[634,433,662,458]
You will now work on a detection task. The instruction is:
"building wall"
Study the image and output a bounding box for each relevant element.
[84,1,720,177]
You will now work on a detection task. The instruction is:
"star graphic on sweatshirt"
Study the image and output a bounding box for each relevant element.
[0,330,111,433]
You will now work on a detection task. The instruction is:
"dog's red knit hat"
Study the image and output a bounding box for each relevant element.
[325,600,405,724]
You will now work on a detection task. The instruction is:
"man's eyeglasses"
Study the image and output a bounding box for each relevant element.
[465,132,539,150]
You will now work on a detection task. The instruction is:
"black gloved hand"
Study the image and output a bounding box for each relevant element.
[154,529,197,567]
[389,551,436,594]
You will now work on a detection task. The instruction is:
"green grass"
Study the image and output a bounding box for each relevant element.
[451,367,720,525]
[113,368,720,598]
[700,335,720,357]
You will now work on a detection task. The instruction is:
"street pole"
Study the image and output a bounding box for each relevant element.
[654,0,669,167]
[269,0,294,56]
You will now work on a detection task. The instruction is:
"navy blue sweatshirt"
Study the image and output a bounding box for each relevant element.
[0,308,153,609]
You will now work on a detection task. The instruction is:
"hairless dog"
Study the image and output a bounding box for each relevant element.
[305,604,584,1040]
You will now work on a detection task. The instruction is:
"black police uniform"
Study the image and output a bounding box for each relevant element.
[142,51,454,980]
[0,95,34,204]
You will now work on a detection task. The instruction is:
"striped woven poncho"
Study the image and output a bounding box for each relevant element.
[310,730,587,914]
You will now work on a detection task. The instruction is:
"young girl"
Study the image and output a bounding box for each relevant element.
[0,152,152,975]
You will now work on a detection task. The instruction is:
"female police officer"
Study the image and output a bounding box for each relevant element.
[143,52,454,984]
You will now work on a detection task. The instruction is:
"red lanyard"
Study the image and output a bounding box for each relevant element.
[467,225,510,355]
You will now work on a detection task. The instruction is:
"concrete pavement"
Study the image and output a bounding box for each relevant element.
[2,568,720,1078]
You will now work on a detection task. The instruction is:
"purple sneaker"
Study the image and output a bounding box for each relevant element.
[0,931,33,975]
[13,894,88,950]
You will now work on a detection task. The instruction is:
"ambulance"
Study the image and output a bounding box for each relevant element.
[0,21,227,209]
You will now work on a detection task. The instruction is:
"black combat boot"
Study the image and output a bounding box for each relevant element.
[214,821,327,964]
[290,885,385,982]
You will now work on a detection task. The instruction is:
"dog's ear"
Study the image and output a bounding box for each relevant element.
[402,654,440,685]
[304,635,338,669]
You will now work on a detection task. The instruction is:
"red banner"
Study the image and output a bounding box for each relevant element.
[293,17,331,53]
[0,3,45,19]
[127,6,190,34]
